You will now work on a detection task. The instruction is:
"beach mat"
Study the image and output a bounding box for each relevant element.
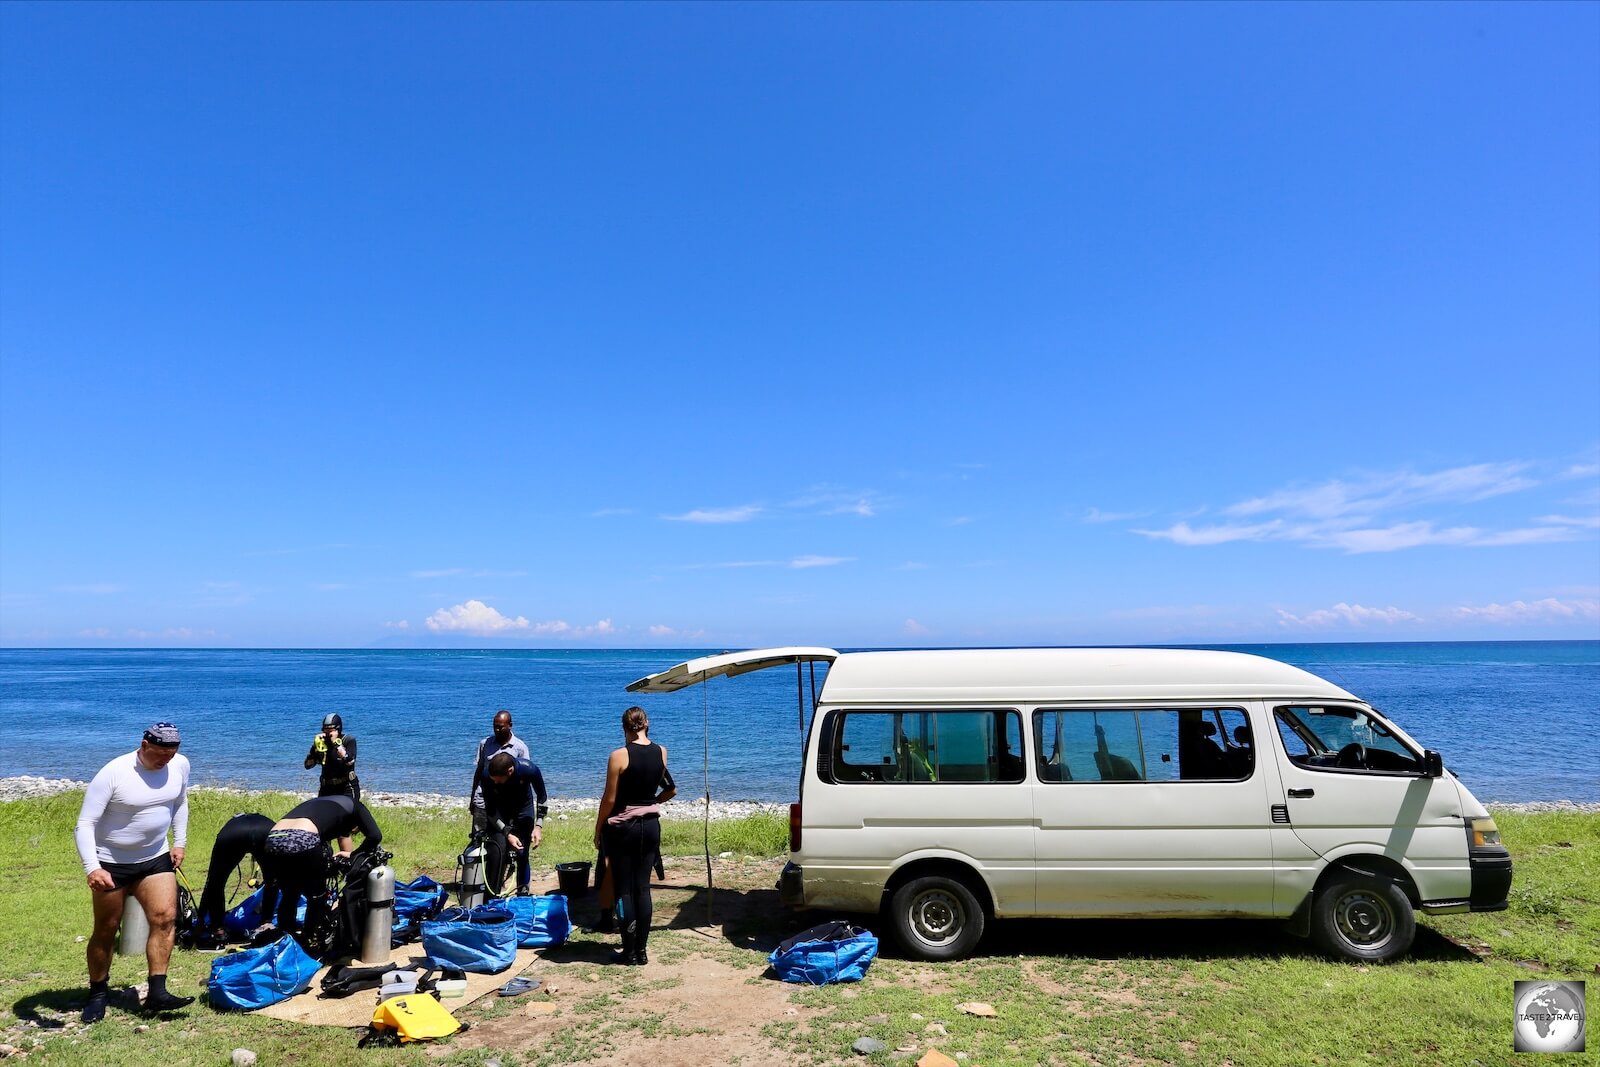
[253,943,543,1027]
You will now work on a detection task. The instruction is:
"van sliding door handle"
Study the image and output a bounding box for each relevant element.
[1287,788,1315,798]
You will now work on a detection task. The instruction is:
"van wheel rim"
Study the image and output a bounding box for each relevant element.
[1333,889,1393,948]
[908,888,965,946]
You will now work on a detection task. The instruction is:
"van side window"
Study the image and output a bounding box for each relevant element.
[1033,708,1253,782]
[832,710,1025,784]
[1273,706,1424,774]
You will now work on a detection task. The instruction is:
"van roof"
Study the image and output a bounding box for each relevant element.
[820,647,1359,705]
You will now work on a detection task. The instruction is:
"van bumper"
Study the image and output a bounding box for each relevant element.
[778,861,806,908]
[1468,846,1513,911]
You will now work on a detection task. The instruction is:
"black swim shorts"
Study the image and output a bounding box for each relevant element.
[100,853,176,889]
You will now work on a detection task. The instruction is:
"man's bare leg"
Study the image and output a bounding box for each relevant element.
[83,883,126,1022]
[131,873,190,1011]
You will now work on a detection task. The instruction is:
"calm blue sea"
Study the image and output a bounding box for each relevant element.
[1,642,1595,803]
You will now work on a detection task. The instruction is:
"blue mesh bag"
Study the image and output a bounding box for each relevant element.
[503,893,571,948]
[206,934,322,1011]
[420,900,519,974]
[222,887,305,939]
[768,921,879,984]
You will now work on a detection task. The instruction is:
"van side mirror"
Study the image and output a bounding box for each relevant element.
[1422,749,1443,778]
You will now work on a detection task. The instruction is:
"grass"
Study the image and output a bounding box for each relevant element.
[4,795,1595,1067]
[0,789,788,1067]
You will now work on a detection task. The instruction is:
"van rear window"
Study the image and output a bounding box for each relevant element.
[831,710,1025,784]
[1032,708,1253,783]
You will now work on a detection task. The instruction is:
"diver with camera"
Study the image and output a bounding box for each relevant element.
[305,712,360,801]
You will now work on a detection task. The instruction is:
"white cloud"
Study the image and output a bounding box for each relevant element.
[787,487,884,517]
[1084,507,1144,524]
[1276,603,1422,628]
[1227,462,1536,520]
[62,583,126,595]
[946,516,974,527]
[383,620,411,631]
[897,561,929,571]
[790,555,853,569]
[1131,460,1592,554]
[78,628,114,638]
[663,505,762,524]
[904,619,931,636]
[1453,598,1600,623]
[1134,520,1282,546]
[410,568,528,579]
[648,623,705,639]
[1537,514,1600,528]
[425,600,530,634]
[1560,463,1600,479]
[412,568,466,579]
[591,508,634,517]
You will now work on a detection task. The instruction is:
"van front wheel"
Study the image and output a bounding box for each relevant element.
[890,875,985,961]
[1311,871,1415,962]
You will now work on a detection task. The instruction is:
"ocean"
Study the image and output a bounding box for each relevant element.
[1,642,1595,804]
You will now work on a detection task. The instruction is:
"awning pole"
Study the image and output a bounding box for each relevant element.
[703,676,714,926]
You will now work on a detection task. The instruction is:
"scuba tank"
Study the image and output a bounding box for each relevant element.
[359,861,396,963]
[457,837,487,908]
[117,894,149,955]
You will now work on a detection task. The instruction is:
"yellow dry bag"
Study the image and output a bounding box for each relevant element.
[369,994,461,1042]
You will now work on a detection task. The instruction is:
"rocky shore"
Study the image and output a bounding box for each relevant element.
[0,775,788,820]
[4,775,1595,815]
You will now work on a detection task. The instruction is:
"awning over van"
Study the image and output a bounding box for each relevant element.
[625,646,839,693]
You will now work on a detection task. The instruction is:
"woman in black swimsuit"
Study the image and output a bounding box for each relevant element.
[593,706,675,965]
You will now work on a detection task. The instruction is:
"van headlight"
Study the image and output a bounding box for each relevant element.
[1468,816,1501,848]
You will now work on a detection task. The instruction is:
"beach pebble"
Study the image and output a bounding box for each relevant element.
[918,1053,958,1067]
[853,1037,887,1055]
[231,1051,257,1067]
[956,1002,996,1017]
[956,1055,968,1062]
[0,1045,21,1059]
[134,1025,149,1034]
[484,1059,502,1067]
[925,1022,947,1035]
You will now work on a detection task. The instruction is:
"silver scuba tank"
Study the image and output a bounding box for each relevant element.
[359,862,396,963]
[116,894,149,955]
[458,839,487,908]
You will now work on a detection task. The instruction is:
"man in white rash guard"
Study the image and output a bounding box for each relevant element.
[74,721,194,1022]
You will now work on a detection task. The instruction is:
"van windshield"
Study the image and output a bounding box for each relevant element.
[1274,706,1423,773]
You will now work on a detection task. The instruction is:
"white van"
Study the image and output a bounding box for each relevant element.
[630,646,1513,962]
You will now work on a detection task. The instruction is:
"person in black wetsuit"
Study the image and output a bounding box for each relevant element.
[261,795,382,948]
[196,812,281,942]
[592,706,675,965]
[304,712,359,801]
[481,752,549,897]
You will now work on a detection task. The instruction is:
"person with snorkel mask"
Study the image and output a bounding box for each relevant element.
[304,713,360,802]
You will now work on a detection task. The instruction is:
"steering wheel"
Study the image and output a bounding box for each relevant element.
[1335,742,1368,769]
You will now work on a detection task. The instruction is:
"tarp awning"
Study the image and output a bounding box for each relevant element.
[626,646,839,693]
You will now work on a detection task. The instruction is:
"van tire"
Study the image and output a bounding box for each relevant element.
[1311,871,1415,962]
[890,875,985,961]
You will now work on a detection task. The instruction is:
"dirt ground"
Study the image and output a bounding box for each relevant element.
[441,854,826,1067]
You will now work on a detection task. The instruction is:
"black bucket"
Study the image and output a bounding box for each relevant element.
[555,861,591,900]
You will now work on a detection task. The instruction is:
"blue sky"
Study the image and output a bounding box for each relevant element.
[1,2,1596,649]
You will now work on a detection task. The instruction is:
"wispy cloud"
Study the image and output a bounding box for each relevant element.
[903,618,931,636]
[61,583,126,595]
[897,561,929,571]
[410,568,529,579]
[1560,463,1600,480]
[946,516,974,527]
[648,623,706,639]
[1083,507,1145,524]
[1276,603,1422,628]
[787,486,884,518]
[1132,461,1589,553]
[663,505,762,524]
[1452,597,1600,623]
[383,620,411,631]
[685,555,854,570]
[591,508,634,518]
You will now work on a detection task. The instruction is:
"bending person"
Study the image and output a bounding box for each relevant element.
[592,706,675,966]
[481,752,548,897]
[261,795,382,952]
[74,721,194,1022]
[195,812,281,943]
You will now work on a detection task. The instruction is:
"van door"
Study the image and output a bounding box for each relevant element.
[1269,704,1468,901]
[1030,706,1277,917]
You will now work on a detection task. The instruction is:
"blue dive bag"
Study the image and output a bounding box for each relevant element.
[768,921,879,985]
[420,900,519,974]
[503,893,571,948]
[206,934,322,1011]
[391,875,450,944]
[221,886,305,938]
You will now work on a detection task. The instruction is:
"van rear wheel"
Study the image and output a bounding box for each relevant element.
[890,875,985,961]
[1311,871,1415,962]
